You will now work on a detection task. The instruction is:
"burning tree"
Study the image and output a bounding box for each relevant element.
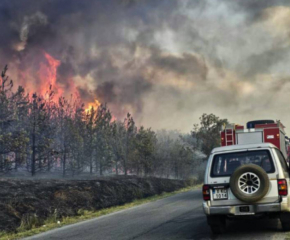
[0,65,204,180]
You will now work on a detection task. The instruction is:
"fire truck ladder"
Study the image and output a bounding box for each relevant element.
[225,125,235,146]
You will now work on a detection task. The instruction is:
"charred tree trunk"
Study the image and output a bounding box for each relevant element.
[136,163,140,176]
[62,152,66,177]
[115,160,118,175]
[38,156,42,171]
[90,154,93,174]
[124,133,129,176]
[77,154,81,174]
[0,154,3,172]
[31,98,37,177]
[123,158,127,176]
[47,154,51,172]
[99,159,103,176]
[14,152,19,171]
[31,131,36,176]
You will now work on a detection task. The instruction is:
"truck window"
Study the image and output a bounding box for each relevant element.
[275,149,288,172]
[211,150,275,177]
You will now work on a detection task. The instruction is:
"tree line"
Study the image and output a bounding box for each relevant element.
[0,66,228,178]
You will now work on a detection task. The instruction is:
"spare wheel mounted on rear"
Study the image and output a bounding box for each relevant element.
[230,164,269,203]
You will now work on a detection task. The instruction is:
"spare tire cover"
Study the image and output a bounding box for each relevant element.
[230,164,269,203]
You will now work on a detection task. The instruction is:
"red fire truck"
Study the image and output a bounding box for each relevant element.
[220,120,289,160]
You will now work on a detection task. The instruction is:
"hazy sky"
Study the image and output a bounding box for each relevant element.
[1,0,290,132]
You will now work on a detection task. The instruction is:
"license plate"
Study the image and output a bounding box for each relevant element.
[240,206,249,212]
[212,188,228,200]
[236,205,254,215]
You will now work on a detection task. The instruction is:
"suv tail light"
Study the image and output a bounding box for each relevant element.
[203,184,210,200]
[278,179,288,196]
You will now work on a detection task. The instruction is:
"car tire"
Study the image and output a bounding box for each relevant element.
[207,215,226,234]
[230,164,269,203]
[280,213,290,231]
[281,221,290,231]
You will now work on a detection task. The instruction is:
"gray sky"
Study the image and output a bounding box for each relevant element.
[1,0,290,132]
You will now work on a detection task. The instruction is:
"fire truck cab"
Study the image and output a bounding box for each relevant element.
[220,120,288,160]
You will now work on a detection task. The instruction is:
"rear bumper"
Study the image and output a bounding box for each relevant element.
[203,202,282,215]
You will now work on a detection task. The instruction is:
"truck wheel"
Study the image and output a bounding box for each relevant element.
[281,221,290,231]
[207,216,226,234]
[230,164,269,203]
[280,213,290,231]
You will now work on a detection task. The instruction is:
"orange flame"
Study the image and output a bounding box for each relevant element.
[38,51,61,100]
[13,51,106,115]
[85,99,101,113]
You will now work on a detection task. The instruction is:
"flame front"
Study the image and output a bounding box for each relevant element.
[39,51,61,100]
[11,50,105,114]
[85,99,101,113]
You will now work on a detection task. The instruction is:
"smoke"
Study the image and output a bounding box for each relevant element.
[1,0,290,131]
[18,12,48,51]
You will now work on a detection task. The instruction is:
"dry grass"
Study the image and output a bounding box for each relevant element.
[0,185,201,240]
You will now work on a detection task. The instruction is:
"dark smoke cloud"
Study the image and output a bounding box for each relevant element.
[241,46,290,77]
[1,0,290,131]
[151,52,208,80]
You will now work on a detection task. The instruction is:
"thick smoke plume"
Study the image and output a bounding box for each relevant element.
[1,0,290,131]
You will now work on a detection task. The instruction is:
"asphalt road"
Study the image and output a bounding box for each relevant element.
[25,189,287,240]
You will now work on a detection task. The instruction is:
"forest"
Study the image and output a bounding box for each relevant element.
[0,66,228,179]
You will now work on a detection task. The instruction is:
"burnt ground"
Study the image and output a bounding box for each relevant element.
[0,176,194,233]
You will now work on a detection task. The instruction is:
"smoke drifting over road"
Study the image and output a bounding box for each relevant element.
[1,0,290,131]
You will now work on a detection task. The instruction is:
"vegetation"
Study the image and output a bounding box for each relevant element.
[0,66,227,178]
[192,113,228,158]
[0,184,201,240]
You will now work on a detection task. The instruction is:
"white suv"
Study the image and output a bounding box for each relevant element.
[203,143,290,234]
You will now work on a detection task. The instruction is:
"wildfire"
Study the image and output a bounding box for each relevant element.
[39,51,61,100]
[85,100,117,122]
[85,99,101,113]
[13,50,105,116]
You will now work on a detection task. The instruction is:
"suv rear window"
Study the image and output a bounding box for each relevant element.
[274,149,288,173]
[211,150,275,177]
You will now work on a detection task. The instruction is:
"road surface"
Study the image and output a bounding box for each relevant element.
[25,189,287,240]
